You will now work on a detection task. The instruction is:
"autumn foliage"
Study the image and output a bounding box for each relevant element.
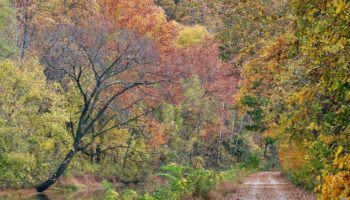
[0,0,349,199]
[236,0,350,199]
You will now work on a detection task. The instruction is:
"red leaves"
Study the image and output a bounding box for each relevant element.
[163,41,239,105]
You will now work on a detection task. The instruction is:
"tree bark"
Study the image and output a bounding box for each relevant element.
[35,149,77,193]
[19,17,30,59]
[122,137,132,169]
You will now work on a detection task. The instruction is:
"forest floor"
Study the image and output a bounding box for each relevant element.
[224,171,316,200]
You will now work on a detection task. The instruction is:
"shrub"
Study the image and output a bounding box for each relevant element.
[243,152,260,169]
[320,147,350,199]
[102,180,119,200]
[121,189,139,200]
[138,193,156,200]
[187,168,217,197]
[154,164,191,200]
[153,164,218,199]
[102,164,245,200]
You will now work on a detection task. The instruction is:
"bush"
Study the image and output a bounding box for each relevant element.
[102,164,246,200]
[102,180,119,200]
[121,189,139,200]
[243,152,260,169]
[138,193,156,200]
[153,164,191,200]
[187,168,217,197]
[153,164,219,199]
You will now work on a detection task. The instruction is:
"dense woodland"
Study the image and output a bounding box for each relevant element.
[0,0,349,199]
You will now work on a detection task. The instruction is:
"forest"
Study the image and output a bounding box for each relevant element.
[0,0,349,200]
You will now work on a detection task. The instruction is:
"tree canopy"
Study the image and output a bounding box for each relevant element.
[0,0,349,199]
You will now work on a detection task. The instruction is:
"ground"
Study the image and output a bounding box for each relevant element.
[225,171,315,200]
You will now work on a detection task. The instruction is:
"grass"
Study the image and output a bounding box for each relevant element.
[208,165,258,199]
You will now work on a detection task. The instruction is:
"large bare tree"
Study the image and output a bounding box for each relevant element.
[35,14,162,192]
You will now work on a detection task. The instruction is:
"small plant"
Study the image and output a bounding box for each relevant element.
[121,189,139,200]
[187,168,217,197]
[138,193,156,200]
[153,164,218,199]
[102,180,119,200]
[61,184,78,192]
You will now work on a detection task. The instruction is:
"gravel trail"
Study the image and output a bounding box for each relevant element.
[225,171,315,200]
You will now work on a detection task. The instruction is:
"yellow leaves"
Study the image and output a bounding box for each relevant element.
[321,147,350,199]
[240,1,350,198]
[319,134,337,145]
[314,184,322,193]
[336,105,348,115]
[315,175,323,193]
[322,36,347,54]
[175,25,210,48]
[0,59,70,181]
[106,128,129,144]
[307,122,319,131]
[333,0,349,14]
[321,153,350,200]
[345,90,350,101]
[334,147,350,169]
[335,146,344,158]
[288,86,314,105]
[339,161,344,169]
[41,139,55,151]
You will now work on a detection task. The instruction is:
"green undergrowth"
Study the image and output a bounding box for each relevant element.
[102,164,256,200]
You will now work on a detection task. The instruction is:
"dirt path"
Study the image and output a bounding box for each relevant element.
[225,171,315,200]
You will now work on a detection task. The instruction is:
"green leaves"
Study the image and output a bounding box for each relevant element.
[0,0,17,58]
[155,164,218,199]
[102,180,119,200]
[0,60,69,188]
[241,96,260,107]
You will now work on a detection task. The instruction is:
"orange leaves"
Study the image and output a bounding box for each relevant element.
[321,170,350,199]
[321,148,350,199]
[145,119,167,148]
[100,0,178,54]
[277,139,309,171]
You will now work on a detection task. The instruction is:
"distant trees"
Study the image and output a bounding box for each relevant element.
[153,25,240,167]
[217,0,291,63]
[156,0,207,25]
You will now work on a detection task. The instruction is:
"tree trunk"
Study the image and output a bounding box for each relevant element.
[19,20,30,59]
[96,144,101,164]
[90,146,94,164]
[123,137,132,169]
[35,149,77,192]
